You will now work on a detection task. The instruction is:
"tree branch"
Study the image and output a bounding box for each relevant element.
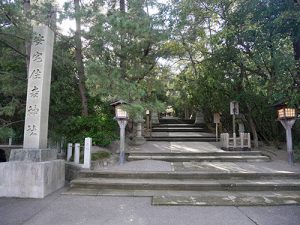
[0,39,27,57]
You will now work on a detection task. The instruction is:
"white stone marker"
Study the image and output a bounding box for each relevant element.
[67,143,73,161]
[74,143,80,164]
[23,26,54,149]
[8,137,12,146]
[83,138,92,169]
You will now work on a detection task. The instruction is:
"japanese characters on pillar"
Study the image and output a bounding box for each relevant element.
[23,26,54,149]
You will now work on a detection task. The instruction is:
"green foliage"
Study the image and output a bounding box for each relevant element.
[0,0,299,147]
[294,142,300,161]
[0,127,14,142]
[85,0,168,108]
[162,0,300,144]
[63,113,118,147]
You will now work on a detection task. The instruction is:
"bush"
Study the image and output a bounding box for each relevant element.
[65,115,118,147]
[294,142,300,161]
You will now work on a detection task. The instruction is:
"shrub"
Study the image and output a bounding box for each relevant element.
[65,115,118,147]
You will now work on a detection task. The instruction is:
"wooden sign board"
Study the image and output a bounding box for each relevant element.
[214,113,221,124]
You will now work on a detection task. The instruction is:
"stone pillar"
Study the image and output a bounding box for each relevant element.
[194,111,205,125]
[8,137,12,146]
[280,119,296,165]
[117,120,128,164]
[23,26,54,149]
[238,122,245,134]
[3,25,65,198]
[83,138,92,169]
[74,143,80,164]
[131,116,146,145]
[67,143,73,161]
[151,112,160,125]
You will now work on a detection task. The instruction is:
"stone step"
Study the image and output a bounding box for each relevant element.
[78,171,300,180]
[159,120,195,125]
[155,124,198,128]
[152,192,300,206]
[127,155,270,162]
[151,127,207,132]
[145,137,216,142]
[128,151,263,157]
[70,177,300,192]
[62,188,300,206]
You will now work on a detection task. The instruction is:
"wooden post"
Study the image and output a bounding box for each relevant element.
[215,123,218,142]
[233,133,237,148]
[247,133,251,149]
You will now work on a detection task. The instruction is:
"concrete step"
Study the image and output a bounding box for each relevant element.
[78,171,300,180]
[127,155,270,162]
[145,137,217,142]
[128,151,263,157]
[70,177,300,192]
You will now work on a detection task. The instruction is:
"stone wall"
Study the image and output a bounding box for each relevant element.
[65,162,82,182]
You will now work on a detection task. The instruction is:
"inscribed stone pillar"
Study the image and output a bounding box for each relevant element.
[2,23,65,198]
[23,26,54,149]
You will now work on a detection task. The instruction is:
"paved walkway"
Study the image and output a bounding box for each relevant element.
[1,141,300,225]
[1,187,300,225]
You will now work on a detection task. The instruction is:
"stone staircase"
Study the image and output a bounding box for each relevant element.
[65,170,300,205]
[64,118,300,206]
[70,171,300,192]
[146,118,216,142]
[127,151,270,162]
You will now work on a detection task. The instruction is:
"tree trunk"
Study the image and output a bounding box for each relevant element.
[120,0,125,11]
[74,0,88,116]
[119,0,126,78]
[23,0,31,75]
[246,104,259,148]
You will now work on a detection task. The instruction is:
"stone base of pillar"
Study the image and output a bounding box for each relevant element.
[0,159,65,198]
[9,149,57,162]
[0,149,65,198]
[131,136,146,146]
